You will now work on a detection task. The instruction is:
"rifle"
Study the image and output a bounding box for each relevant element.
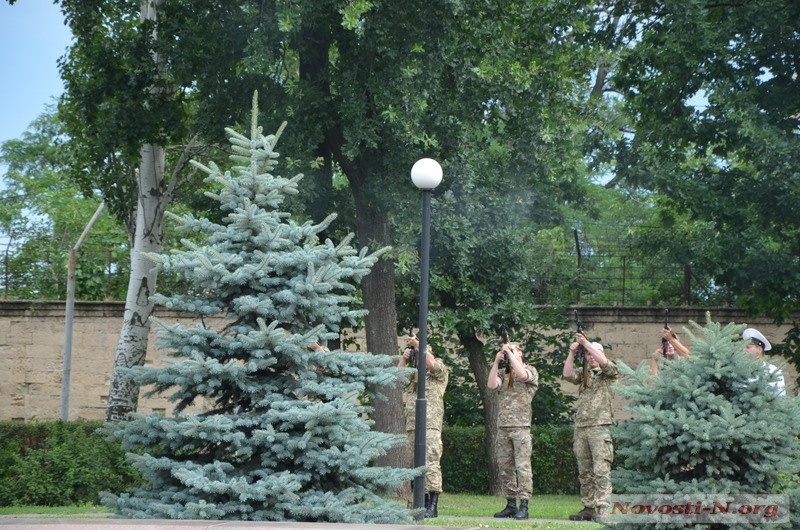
[661,308,670,357]
[574,310,589,389]
[500,325,510,371]
[407,324,417,368]
[500,325,514,387]
[573,310,586,365]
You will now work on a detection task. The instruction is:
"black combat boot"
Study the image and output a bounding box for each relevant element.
[425,492,439,518]
[494,498,517,518]
[569,506,596,521]
[424,493,430,511]
[514,499,529,520]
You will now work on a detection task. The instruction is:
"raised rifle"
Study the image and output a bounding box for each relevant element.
[500,324,514,387]
[407,325,417,368]
[574,310,589,389]
[500,325,510,370]
[661,308,670,357]
[573,310,586,365]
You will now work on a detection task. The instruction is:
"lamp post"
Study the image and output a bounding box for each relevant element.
[410,157,443,519]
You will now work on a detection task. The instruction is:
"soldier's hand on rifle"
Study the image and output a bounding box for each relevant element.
[495,349,508,364]
[397,347,416,368]
[575,332,591,347]
[583,340,609,368]
[659,327,690,358]
[655,342,675,360]
[563,342,579,378]
[309,341,328,352]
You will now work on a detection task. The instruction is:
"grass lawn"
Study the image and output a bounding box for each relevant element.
[0,493,601,528]
[0,504,111,518]
[434,493,601,528]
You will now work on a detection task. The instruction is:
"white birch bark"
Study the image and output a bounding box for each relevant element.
[105,145,168,421]
[105,0,170,422]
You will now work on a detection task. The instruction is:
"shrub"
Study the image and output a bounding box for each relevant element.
[442,424,579,495]
[0,420,578,506]
[0,420,140,506]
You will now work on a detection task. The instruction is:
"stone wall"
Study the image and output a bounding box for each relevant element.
[0,301,796,422]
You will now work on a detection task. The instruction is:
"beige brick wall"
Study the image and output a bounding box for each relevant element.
[0,301,213,421]
[0,302,795,422]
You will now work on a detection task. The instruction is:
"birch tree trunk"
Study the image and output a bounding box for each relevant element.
[105,145,168,421]
[105,0,169,422]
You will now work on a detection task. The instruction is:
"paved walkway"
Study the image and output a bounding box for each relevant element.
[0,521,446,530]
[0,515,598,529]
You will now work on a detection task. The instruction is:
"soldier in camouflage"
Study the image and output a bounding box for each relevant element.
[398,334,449,518]
[487,342,539,520]
[562,333,619,522]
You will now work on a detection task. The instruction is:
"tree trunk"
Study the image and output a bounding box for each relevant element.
[349,181,406,494]
[105,0,171,422]
[460,332,502,495]
[364,253,407,489]
[105,144,167,421]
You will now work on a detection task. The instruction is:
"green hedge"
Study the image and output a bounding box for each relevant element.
[0,421,577,507]
[0,420,140,507]
[442,424,579,495]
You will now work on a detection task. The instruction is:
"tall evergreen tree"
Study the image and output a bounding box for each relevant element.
[612,314,800,529]
[101,94,417,523]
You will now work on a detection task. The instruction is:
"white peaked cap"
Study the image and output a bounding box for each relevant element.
[742,328,771,351]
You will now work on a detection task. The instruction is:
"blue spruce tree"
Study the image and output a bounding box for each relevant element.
[101,93,418,523]
[612,314,800,529]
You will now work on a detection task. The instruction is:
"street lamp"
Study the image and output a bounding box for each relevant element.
[410,158,443,518]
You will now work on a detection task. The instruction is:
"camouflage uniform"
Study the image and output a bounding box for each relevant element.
[402,357,449,493]
[563,361,619,513]
[493,365,539,501]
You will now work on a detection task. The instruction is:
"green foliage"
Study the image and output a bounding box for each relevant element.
[0,109,131,301]
[530,425,581,495]
[433,307,576,428]
[441,426,491,494]
[774,321,800,391]
[101,97,417,523]
[607,0,800,320]
[0,420,140,507]
[442,425,578,495]
[440,348,486,428]
[524,319,578,426]
[55,1,618,443]
[0,422,576,509]
[612,313,800,529]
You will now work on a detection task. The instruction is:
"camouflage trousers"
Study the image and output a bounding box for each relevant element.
[495,426,533,500]
[407,428,443,493]
[573,425,614,510]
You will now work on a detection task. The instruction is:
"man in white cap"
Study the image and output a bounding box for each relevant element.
[742,328,786,397]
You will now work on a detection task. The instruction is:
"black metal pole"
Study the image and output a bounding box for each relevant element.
[412,188,432,519]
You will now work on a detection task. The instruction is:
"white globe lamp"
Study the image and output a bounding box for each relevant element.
[410,158,443,190]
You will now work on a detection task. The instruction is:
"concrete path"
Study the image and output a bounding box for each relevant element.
[0,521,445,530]
[0,515,599,529]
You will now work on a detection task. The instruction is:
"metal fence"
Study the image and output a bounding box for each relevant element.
[0,224,696,306]
[571,224,691,307]
[0,228,130,301]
